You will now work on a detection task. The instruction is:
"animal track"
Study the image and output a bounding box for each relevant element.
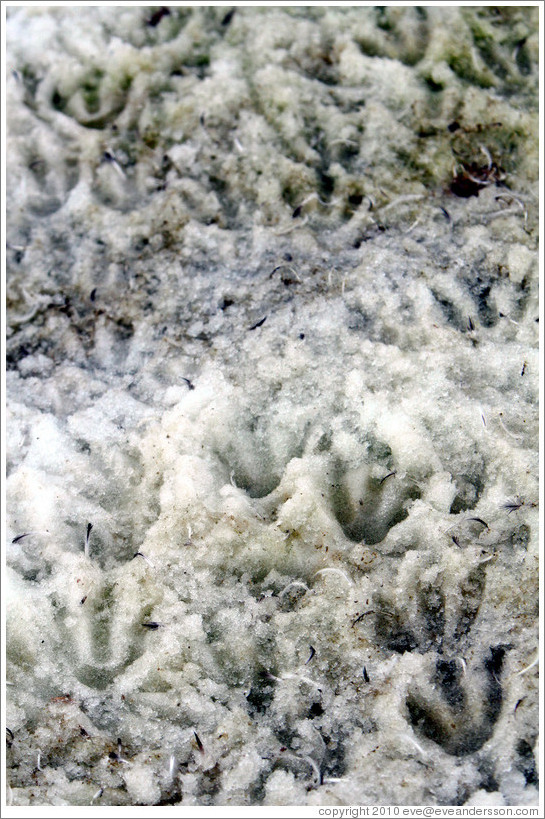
[51,68,131,130]
[406,645,507,756]
[213,410,310,499]
[372,561,487,656]
[330,460,421,544]
[21,138,80,217]
[361,557,505,757]
[50,575,155,691]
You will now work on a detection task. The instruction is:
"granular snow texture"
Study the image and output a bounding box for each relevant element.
[5,5,539,807]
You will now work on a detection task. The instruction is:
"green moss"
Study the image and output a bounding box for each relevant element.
[81,69,104,114]
[467,18,508,80]
[355,37,383,59]
[392,145,438,189]
[119,73,133,93]
[515,41,532,77]
[447,50,493,89]
[185,52,210,68]
[375,6,394,32]
[450,122,527,176]
[142,131,160,149]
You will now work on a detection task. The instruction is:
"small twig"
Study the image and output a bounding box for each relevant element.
[11,531,46,543]
[378,193,426,214]
[404,215,423,234]
[293,192,340,215]
[314,568,353,586]
[481,206,527,222]
[515,654,538,676]
[479,144,493,170]
[85,523,93,559]
[278,581,309,598]
[498,413,523,441]
[463,169,493,187]
[405,736,428,761]
[280,673,321,690]
[352,610,375,627]
[249,316,267,331]
[495,194,528,229]
[379,471,396,485]
[109,738,130,764]
[305,646,316,666]
[273,215,308,235]
[102,151,126,178]
[498,312,520,326]
[133,552,155,570]
[301,754,321,786]
[466,517,489,530]
[457,657,467,676]
[269,264,300,281]
[514,697,525,715]
[169,755,177,778]
[502,498,524,514]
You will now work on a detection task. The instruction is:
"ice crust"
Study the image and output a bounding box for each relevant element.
[5,5,539,808]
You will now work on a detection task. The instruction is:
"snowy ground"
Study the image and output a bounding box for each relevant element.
[5,5,539,807]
